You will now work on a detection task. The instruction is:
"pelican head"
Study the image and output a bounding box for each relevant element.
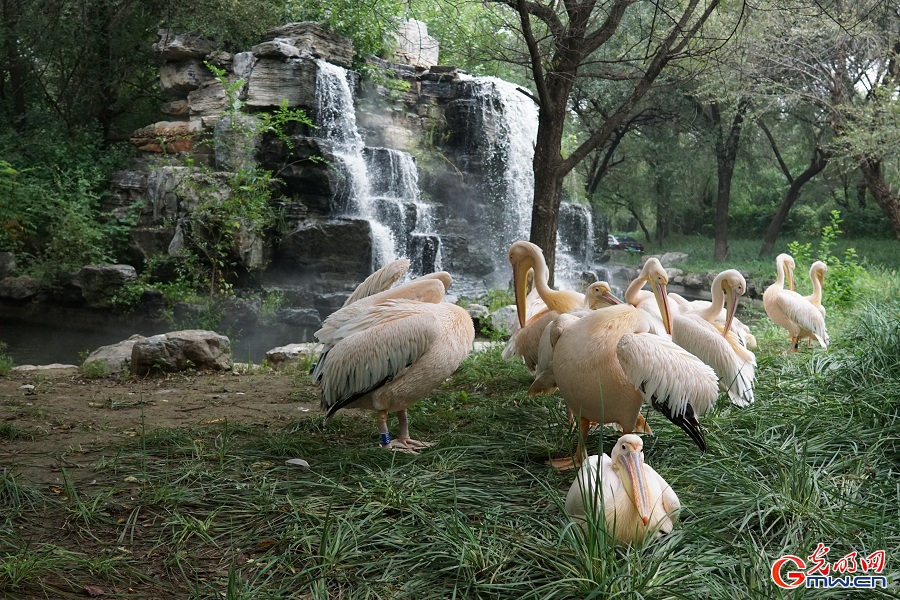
[584,281,623,310]
[509,241,542,328]
[610,434,653,526]
[717,269,746,336]
[811,261,827,285]
[640,258,672,334]
[776,253,796,291]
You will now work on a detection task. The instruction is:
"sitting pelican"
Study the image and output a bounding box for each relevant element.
[763,254,829,351]
[548,259,719,468]
[671,270,756,407]
[667,291,757,350]
[502,241,585,373]
[806,260,827,318]
[565,434,680,545]
[313,271,474,451]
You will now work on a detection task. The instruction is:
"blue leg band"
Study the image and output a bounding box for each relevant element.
[380,432,392,446]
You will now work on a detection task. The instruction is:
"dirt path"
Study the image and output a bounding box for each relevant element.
[0,366,319,486]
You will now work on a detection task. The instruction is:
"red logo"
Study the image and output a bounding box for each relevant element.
[771,544,887,590]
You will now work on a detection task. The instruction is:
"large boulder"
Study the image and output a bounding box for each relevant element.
[152,30,217,61]
[0,275,40,302]
[131,330,232,375]
[265,342,318,370]
[243,56,319,111]
[390,20,439,68]
[83,334,147,375]
[130,120,204,154]
[266,219,373,285]
[258,136,341,214]
[264,22,355,68]
[78,264,137,308]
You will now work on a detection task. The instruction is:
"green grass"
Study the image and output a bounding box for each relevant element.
[0,282,897,597]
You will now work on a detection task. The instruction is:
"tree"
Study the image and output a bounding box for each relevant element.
[485,0,735,282]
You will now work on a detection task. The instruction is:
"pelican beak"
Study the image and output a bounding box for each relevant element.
[602,291,623,306]
[513,262,531,328]
[621,450,652,527]
[724,284,739,337]
[651,281,672,335]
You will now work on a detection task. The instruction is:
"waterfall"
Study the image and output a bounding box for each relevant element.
[471,77,538,250]
[315,60,439,275]
[556,202,595,290]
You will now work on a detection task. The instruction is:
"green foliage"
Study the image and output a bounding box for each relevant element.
[80,359,110,379]
[788,210,865,308]
[0,342,13,377]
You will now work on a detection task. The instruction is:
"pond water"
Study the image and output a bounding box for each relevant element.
[0,304,313,366]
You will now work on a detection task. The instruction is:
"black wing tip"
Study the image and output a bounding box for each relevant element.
[652,398,708,452]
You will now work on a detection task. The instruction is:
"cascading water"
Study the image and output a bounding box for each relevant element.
[471,77,538,251]
[556,202,595,289]
[315,59,439,275]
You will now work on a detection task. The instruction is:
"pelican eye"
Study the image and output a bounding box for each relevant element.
[621,444,626,450]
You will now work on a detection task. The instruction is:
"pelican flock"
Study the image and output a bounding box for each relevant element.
[310,242,831,546]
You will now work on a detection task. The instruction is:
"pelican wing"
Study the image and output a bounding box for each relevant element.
[642,463,681,527]
[672,314,756,407]
[565,454,620,526]
[616,333,718,451]
[342,258,410,307]
[774,291,829,347]
[317,300,443,417]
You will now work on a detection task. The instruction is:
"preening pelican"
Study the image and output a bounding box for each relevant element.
[806,260,827,318]
[624,257,671,335]
[763,254,829,351]
[667,291,757,350]
[565,434,680,545]
[314,296,474,451]
[548,259,719,468]
[528,281,622,396]
[502,241,585,372]
[671,270,756,407]
[342,258,410,306]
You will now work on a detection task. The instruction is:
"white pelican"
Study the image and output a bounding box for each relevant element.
[806,260,827,318]
[342,258,410,306]
[763,254,829,351]
[667,291,757,350]
[548,259,719,468]
[528,281,622,396]
[565,434,680,545]
[315,296,474,451]
[624,257,671,335]
[502,241,584,372]
[671,270,756,407]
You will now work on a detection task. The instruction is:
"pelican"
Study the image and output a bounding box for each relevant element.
[667,291,757,350]
[342,258,410,306]
[502,241,584,372]
[565,434,680,545]
[671,270,756,407]
[548,259,719,468]
[528,281,622,396]
[763,254,829,351]
[624,257,671,335]
[806,260,827,318]
[314,294,474,451]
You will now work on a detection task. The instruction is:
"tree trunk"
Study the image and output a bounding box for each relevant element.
[711,99,749,262]
[759,148,829,255]
[860,158,900,240]
[530,108,567,286]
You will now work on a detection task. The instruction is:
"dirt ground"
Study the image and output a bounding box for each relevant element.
[0,365,320,487]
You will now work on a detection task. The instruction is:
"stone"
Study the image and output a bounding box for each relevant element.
[214,114,261,171]
[265,343,319,369]
[275,308,322,327]
[489,305,517,335]
[152,30,217,61]
[0,275,40,301]
[681,272,706,289]
[465,303,490,332]
[285,458,311,470]
[257,136,342,214]
[78,264,138,308]
[251,39,301,59]
[130,120,204,154]
[0,252,15,279]
[244,57,319,111]
[83,334,147,375]
[129,226,177,264]
[267,219,374,285]
[159,59,215,98]
[391,20,439,68]
[161,100,190,117]
[264,22,355,68]
[187,81,227,119]
[131,330,232,376]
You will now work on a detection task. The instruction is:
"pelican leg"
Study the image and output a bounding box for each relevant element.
[633,413,653,434]
[547,417,591,470]
[376,411,416,453]
[395,409,435,450]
